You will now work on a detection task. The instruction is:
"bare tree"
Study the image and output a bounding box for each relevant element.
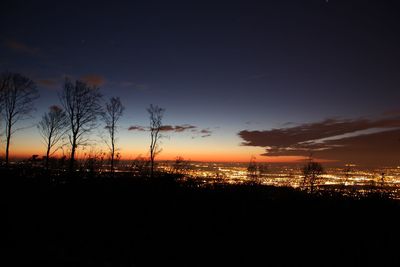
[342,165,353,189]
[59,78,103,173]
[247,155,260,183]
[0,78,4,149]
[380,171,385,188]
[102,97,124,173]
[131,155,150,177]
[302,162,324,193]
[147,104,165,178]
[37,105,68,170]
[0,72,39,166]
[171,156,192,176]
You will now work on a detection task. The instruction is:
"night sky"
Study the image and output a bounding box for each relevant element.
[1,0,400,165]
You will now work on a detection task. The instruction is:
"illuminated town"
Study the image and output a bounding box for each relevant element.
[12,153,400,198]
[162,161,400,183]
[115,160,400,198]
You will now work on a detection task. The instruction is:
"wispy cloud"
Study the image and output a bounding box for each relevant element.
[200,129,212,138]
[160,124,197,132]
[128,124,197,133]
[128,125,147,131]
[4,39,39,55]
[238,116,400,165]
[128,124,213,138]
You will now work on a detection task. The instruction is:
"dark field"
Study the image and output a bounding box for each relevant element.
[4,170,400,267]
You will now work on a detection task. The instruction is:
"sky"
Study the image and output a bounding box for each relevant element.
[1,0,400,166]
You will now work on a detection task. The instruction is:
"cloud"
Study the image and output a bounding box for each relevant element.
[238,117,400,165]
[4,39,39,55]
[160,124,196,132]
[128,125,147,131]
[128,124,213,137]
[262,130,400,166]
[128,124,196,133]
[239,118,400,147]
[80,74,105,86]
[173,124,197,132]
[200,129,212,138]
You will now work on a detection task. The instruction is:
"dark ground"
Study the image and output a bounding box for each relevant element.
[4,170,400,266]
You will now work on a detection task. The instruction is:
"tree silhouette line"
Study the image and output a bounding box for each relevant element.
[0,72,164,178]
[0,71,391,196]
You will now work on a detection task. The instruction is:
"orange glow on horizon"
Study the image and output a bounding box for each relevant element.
[7,149,335,163]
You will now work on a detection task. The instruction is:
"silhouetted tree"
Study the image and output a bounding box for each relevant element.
[342,165,353,189]
[247,155,260,183]
[0,78,3,135]
[214,169,227,183]
[302,161,324,193]
[80,149,106,178]
[37,105,68,170]
[172,156,191,175]
[102,97,124,173]
[59,79,102,173]
[0,85,3,160]
[258,163,268,176]
[380,171,385,188]
[147,104,164,178]
[131,156,150,176]
[0,72,39,166]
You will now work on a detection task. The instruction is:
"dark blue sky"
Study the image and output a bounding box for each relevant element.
[2,0,400,163]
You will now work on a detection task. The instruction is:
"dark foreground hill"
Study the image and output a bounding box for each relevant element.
[4,172,400,267]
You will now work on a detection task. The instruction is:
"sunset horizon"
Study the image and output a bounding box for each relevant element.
[3,1,400,266]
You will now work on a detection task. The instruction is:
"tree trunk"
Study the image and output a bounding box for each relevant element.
[110,147,115,174]
[46,143,51,170]
[45,133,52,170]
[150,150,154,178]
[110,130,115,174]
[150,159,154,178]
[5,119,12,167]
[69,137,76,173]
